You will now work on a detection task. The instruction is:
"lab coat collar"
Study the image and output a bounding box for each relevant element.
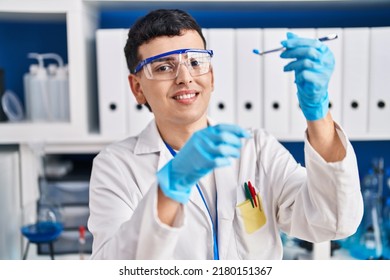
[134,119,165,155]
[133,120,175,185]
[134,117,216,156]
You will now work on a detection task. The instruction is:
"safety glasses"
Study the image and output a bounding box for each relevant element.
[133,48,213,80]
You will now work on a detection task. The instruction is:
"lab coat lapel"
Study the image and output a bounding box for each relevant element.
[134,120,163,156]
[215,161,239,259]
[188,182,211,220]
[134,120,174,182]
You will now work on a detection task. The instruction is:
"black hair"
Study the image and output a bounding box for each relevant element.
[124,9,206,112]
[124,9,206,74]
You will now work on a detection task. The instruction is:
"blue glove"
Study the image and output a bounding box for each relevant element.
[157,124,251,204]
[280,32,335,121]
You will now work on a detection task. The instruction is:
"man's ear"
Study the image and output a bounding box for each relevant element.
[128,74,147,104]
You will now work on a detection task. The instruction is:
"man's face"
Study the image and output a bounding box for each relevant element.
[129,30,214,127]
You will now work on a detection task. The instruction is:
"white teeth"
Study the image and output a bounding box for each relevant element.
[174,93,196,100]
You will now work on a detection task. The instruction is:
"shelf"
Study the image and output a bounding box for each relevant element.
[0,121,118,152]
[0,13,66,22]
[83,0,390,12]
[41,137,115,154]
[0,0,99,144]
[271,134,390,143]
[0,122,92,144]
[0,0,75,14]
[84,0,390,6]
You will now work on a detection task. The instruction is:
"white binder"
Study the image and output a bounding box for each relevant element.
[316,28,343,126]
[207,28,236,124]
[287,28,316,138]
[236,28,262,130]
[342,28,370,137]
[96,29,129,137]
[263,28,289,137]
[96,29,153,139]
[368,27,390,136]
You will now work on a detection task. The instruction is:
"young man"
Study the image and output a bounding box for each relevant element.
[88,9,363,259]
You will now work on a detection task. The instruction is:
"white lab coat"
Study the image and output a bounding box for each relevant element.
[88,119,363,259]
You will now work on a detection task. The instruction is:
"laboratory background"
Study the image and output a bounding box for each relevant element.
[0,0,390,260]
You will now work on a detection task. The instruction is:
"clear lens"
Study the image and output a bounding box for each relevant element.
[143,51,212,80]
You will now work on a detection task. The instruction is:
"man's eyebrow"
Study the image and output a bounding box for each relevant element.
[152,56,177,63]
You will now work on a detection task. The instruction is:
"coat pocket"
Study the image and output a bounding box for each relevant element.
[234,193,268,259]
[236,194,266,234]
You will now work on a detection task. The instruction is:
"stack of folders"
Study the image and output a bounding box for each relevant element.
[96,27,390,141]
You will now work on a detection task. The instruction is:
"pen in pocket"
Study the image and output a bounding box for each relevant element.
[244,182,254,208]
[248,180,257,207]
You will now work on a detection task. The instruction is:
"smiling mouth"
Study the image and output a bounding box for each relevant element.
[173,93,198,100]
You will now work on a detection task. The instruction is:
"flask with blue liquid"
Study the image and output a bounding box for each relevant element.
[382,196,390,259]
[349,168,383,259]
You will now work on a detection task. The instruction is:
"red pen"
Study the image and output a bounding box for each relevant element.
[248,181,257,207]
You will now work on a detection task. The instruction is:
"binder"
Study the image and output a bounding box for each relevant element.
[121,29,154,136]
[263,28,289,137]
[342,28,370,137]
[96,29,153,138]
[287,28,316,138]
[236,28,262,130]
[316,28,343,125]
[207,28,236,124]
[96,29,129,137]
[368,27,390,135]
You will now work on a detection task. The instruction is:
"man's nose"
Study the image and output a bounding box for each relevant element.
[175,62,193,84]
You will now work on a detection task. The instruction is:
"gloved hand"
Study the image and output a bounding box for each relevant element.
[280,32,335,121]
[157,124,251,204]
